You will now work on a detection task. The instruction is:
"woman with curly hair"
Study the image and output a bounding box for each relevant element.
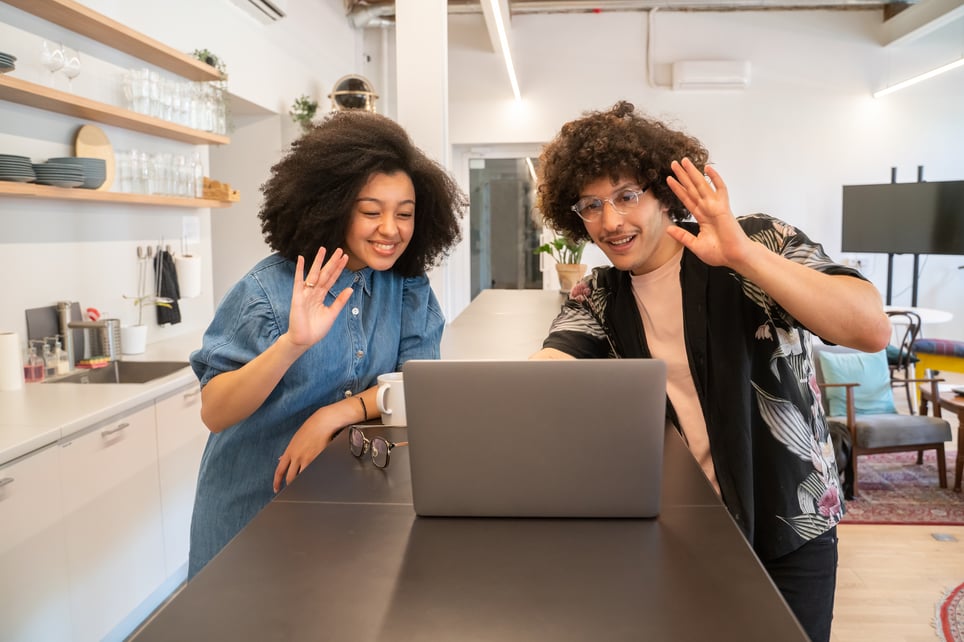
[188,110,465,577]
[532,101,890,642]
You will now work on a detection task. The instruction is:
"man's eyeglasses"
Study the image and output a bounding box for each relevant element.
[349,425,407,469]
[571,186,648,223]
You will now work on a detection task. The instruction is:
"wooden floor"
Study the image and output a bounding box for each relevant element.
[832,371,963,642]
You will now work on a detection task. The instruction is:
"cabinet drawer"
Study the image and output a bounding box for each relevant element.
[156,383,204,455]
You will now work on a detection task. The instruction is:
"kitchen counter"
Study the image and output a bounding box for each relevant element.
[0,331,202,465]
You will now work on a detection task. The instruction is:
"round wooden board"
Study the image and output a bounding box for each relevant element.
[74,124,115,191]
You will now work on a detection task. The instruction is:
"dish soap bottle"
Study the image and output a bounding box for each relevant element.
[23,343,44,383]
[42,341,56,378]
[55,337,70,374]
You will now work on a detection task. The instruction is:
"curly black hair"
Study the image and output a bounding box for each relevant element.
[537,101,710,243]
[259,110,466,277]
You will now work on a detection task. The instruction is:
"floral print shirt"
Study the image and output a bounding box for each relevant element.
[543,214,863,561]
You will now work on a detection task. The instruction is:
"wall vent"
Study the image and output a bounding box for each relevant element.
[230,0,287,24]
[672,60,751,90]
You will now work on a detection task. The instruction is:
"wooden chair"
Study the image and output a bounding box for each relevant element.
[884,310,921,413]
[813,342,951,500]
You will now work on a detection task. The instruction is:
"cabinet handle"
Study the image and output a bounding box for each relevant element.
[101,422,130,437]
[0,477,13,489]
[183,388,201,400]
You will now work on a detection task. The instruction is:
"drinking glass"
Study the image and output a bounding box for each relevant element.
[41,41,64,78]
[61,47,81,90]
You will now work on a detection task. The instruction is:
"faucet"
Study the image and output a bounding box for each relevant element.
[57,301,75,371]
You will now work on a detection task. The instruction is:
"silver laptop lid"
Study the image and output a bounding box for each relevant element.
[403,359,666,518]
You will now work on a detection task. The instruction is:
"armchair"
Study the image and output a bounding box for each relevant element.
[813,343,951,500]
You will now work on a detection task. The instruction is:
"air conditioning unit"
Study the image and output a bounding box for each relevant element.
[230,0,287,24]
[672,60,751,90]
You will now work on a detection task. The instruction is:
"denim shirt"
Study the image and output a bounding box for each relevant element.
[188,253,444,576]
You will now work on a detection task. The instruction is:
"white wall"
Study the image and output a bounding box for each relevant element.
[438,8,964,339]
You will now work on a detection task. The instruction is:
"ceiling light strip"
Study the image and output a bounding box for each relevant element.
[874,56,964,98]
[487,0,522,100]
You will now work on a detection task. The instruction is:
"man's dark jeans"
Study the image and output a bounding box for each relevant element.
[764,527,838,642]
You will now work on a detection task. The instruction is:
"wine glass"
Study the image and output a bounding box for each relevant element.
[61,47,81,90]
[41,40,64,79]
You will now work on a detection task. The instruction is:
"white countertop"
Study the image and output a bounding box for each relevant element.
[0,332,203,466]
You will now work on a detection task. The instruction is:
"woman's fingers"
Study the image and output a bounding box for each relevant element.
[303,246,328,289]
[316,249,349,291]
[273,455,288,493]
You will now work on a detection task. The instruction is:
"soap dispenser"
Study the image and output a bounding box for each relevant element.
[55,336,70,375]
[42,340,55,378]
[23,342,44,383]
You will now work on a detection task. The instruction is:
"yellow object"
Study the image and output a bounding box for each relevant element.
[916,353,964,377]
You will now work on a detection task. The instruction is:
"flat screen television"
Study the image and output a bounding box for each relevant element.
[841,180,964,256]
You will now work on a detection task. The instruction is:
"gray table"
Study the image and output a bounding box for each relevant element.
[131,425,808,641]
[131,291,809,641]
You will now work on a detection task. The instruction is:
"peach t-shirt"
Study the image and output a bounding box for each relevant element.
[631,249,720,493]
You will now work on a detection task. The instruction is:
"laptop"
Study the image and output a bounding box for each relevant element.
[402,359,667,518]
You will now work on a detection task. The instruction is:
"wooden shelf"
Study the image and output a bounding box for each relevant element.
[0,75,229,145]
[0,181,234,208]
[1,0,223,82]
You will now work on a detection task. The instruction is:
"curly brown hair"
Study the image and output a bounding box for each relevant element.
[259,110,466,277]
[537,101,709,243]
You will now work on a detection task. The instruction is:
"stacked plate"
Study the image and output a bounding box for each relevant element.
[0,153,36,182]
[32,161,84,188]
[47,156,107,189]
[0,51,14,74]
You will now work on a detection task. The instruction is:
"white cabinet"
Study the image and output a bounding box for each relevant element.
[155,383,208,576]
[0,445,72,642]
[59,404,166,642]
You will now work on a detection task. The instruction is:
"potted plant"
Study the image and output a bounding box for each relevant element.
[191,48,227,78]
[290,94,319,134]
[535,235,588,293]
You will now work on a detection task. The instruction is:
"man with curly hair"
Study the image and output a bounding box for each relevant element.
[531,101,890,642]
[188,110,465,577]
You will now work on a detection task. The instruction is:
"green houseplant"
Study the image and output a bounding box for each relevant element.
[535,236,586,265]
[191,48,227,78]
[290,94,319,133]
[535,235,588,293]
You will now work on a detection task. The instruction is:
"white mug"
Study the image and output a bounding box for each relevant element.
[376,372,406,426]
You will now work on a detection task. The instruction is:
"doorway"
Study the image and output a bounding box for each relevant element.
[467,156,543,300]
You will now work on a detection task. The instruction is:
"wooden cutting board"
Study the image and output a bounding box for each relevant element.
[74,124,114,191]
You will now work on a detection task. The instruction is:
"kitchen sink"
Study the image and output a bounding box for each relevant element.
[46,360,191,384]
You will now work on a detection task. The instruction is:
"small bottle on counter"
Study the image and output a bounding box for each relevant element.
[55,337,70,375]
[42,341,56,378]
[23,344,44,383]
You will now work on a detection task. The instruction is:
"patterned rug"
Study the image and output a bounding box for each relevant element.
[840,451,964,525]
[936,582,964,642]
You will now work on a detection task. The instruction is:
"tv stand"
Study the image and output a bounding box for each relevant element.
[884,252,920,307]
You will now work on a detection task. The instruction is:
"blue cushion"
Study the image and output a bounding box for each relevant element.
[818,349,897,416]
